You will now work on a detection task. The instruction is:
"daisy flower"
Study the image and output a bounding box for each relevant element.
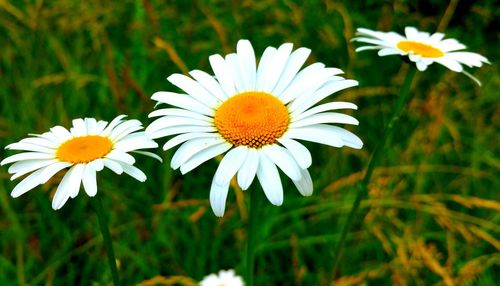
[352,26,489,84]
[147,39,363,217]
[200,269,244,286]
[1,115,160,210]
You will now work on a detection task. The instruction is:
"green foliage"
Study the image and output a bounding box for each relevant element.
[0,0,498,285]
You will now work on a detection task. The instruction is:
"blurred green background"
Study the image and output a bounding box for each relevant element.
[0,0,498,285]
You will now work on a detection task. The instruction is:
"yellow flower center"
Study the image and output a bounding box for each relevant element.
[56,135,113,163]
[397,40,444,58]
[214,92,289,148]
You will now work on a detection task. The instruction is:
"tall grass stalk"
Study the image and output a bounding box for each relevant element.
[331,65,418,278]
[93,196,121,286]
[245,188,260,286]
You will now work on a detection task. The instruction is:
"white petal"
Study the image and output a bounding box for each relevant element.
[148,108,212,121]
[1,152,55,165]
[101,115,127,136]
[292,101,357,122]
[95,120,108,135]
[146,116,211,135]
[85,118,98,135]
[256,153,283,206]
[102,158,124,174]
[151,91,214,116]
[49,126,73,141]
[236,39,256,91]
[278,62,326,102]
[189,69,228,101]
[209,179,230,217]
[289,79,358,117]
[262,43,293,92]
[38,161,72,184]
[255,46,277,91]
[162,132,219,151]
[405,27,419,39]
[277,138,312,169]
[225,53,245,92]
[378,48,402,56]
[179,142,232,174]
[82,164,97,196]
[105,150,135,165]
[262,144,301,181]
[113,136,158,153]
[209,54,236,97]
[52,164,84,209]
[88,158,104,171]
[6,142,55,153]
[167,73,220,108]
[213,146,248,185]
[146,125,216,140]
[290,112,359,128]
[434,57,463,72]
[9,159,56,177]
[108,120,143,141]
[171,137,226,170]
[19,137,58,148]
[284,125,343,147]
[416,60,428,71]
[293,168,313,196]
[71,118,87,136]
[10,168,46,198]
[130,151,163,162]
[272,47,311,96]
[237,147,259,190]
[120,163,147,182]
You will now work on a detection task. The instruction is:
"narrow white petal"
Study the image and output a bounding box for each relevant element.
[262,43,293,92]
[256,153,283,206]
[284,125,343,147]
[189,69,228,101]
[51,164,84,209]
[209,179,230,217]
[101,115,127,136]
[48,126,73,141]
[272,47,311,96]
[171,137,226,170]
[6,142,55,153]
[130,151,163,162]
[95,120,109,134]
[105,150,135,165]
[71,118,87,136]
[167,73,220,108]
[292,101,357,122]
[405,27,419,39]
[113,137,158,153]
[262,144,301,181]
[85,118,98,135]
[162,132,219,151]
[277,138,312,169]
[102,158,124,174]
[434,57,463,72]
[237,147,259,190]
[108,120,143,141]
[236,39,256,91]
[1,152,55,165]
[148,108,212,121]
[255,47,277,91]
[378,48,402,56]
[9,159,56,176]
[209,54,236,97]
[290,112,359,128]
[151,91,214,116]
[179,142,232,174]
[19,137,58,148]
[146,116,211,135]
[213,146,248,185]
[88,158,104,171]
[146,125,216,140]
[82,164,97,197]
[416,60,428,71]
[38,161,72,184]
[10,168,46,198]
[293,168,313,196]
[120,163,147,182]
[225,53,246,92]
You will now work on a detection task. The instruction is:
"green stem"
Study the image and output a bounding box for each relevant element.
[331,66,418,278]
[245,188,259,286]
[93,196,121,286]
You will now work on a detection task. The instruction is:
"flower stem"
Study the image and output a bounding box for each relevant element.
[331,65,418,278]
[93,195,121,286]
[245,188,259,286]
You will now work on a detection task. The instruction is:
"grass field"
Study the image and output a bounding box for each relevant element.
[0,1,499,285]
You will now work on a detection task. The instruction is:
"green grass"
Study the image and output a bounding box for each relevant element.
[0,1,499,285]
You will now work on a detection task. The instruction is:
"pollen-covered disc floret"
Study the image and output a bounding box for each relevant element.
[352,26,489,84]
[1,116,160,210]
[215,92,289,148]
[147,39,363,217]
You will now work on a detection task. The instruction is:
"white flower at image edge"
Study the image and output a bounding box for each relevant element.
[352,26,489,84]
[200,269,244,286]
[1,115,161,210]
[147,39,363,217]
